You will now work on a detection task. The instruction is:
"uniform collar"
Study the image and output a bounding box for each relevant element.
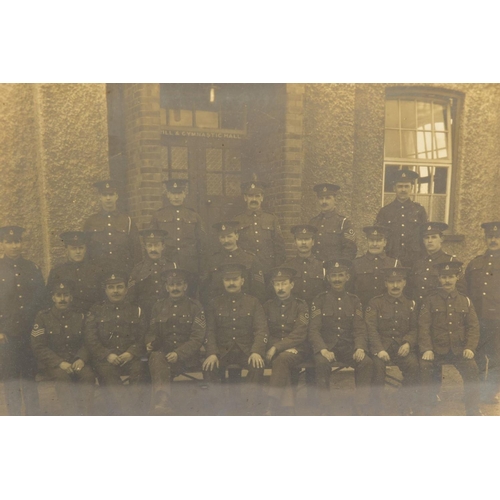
[222,247,241,256]
[486,250,500,259]
[425,249,445,260]
[274,295,293,305]
[384,293,404,304]
[438,288,458,299]
[105,299,127,309]
[328,288,347,298]
[295,253,313,262]
[51,306,72,319]
[393,198,412,207]
[245,208,262,216]
[1,255,24,266]
[320,209,337,219]
[366,251,387,261]
[224,291,243,299]
[100,209,119,216]
[167,294,188,305]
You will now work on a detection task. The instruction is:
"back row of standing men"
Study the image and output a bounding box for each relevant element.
[0,169,498,415]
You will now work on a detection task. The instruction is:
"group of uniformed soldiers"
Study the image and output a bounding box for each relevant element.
[0,169,499,416]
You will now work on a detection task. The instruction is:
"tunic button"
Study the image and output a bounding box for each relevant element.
[67,336,70,339]
[108,233,112,236]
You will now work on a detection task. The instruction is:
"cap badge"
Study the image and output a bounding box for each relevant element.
[105,183,110,188]
[173,182,178,188]
[251,183,255,189]
[322,187,327,192]
[495,226,498,231]
[111,274,115,280]
[334,262,339,268]
[373,230,378,235]
[401,172,406,178]
[428,225,432,231]
[302,228,307,233]
[445,265,450,270]
[277,271,282,276]
[392,270,397,276]
[59,283,64,288]
[150,233,154,238]
[9,230,13,235]
[173,272,177,277]
[221,225,226,231]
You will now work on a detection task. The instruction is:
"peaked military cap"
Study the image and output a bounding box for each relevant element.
[392,170,419,183]
[162,268,189,283]
[434,261,463,275]
[481,221,500,236]
[48,279,75,294]
[270,267,297,281]
[324,259,352,273]
[93,179,119,194]
[60,231,88,246]
[383,267,409,280]
[420,222,448,236]
[0,225,25,241]
[219,263,247,277]
[241,180,267,195]
[212,221,239,234]
[164,179,188,193]
[313,183,340,195]
[291,224,318,238]
[102,270,129,285]
[139,229,168,241]
[363,225,390,239]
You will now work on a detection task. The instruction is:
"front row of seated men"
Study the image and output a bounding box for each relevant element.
[30,254,481,416]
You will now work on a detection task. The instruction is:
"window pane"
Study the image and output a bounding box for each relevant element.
[224,174,241,196]
[416,101,432,131]
[434,132,449,159]
[415,166,430,194]
[416,131,434,159]
[385,100,399,129]
[171,147,188,170]
[168,109,193,127]
[401,130,417,158]
[225,151,241,171]
[434,167,448,194]
[385,130,400,157]
[400,100,416,129]
[207,173,223,195]
[206,148,223,171]
[433,103,448,132]
[196,111,219,129]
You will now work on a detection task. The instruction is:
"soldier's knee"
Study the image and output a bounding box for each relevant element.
[51,369,72,383]
[79,366,96,384]
[272,352,296,369]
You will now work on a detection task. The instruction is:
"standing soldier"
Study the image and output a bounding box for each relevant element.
[47,231,102,313]
[282,224,326,305]
[308,259,373,415]
[350,226,399,309]
[31,280,95,415]
[201,221,266,304]
[263,268,309,415]
[375,170,427,267]
[83,180,142,273]
[419,261,482,416]
[0,226,45,415]
[234,181,286,276]
[365,268,419,415]
[127,229,176,323]
[202,264,269,414]
[150,179,207,296]
[309,183,357,263]
[84,270,148,415]
[465,222,500,404]
[147,269,205,416]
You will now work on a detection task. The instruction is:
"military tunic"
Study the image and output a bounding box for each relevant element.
[309,210,357,262]
[234,209,286,273]
[83,210,142,272]
[283,255,326,305]
[375,198,427,266]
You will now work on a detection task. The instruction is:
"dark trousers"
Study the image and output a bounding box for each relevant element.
[94,357,148,415]
[0,336,40,415]
[44,365,95,415]
[476,319,500,398]
[314,342,373,407]
[420,352,480,412]
[268,350,306,407]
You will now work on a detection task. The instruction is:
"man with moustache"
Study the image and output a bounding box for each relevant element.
[128,229,176,323]
[47,231,102,313]
[350,226,400,309]
[234,181,286,276]
[419,261,481,416]
[308,259,373,415]
[0,226,46,415]
[263,267,309,415]
[365,268,419,415]
[150,179,207,296]
[201,221,266,304]
[84,270,148,415]
[309,183,357,263]
[147,269,205,415]
[31,280,95,415]
[282,225,326,305]
[83,180,142,273]
[202,263,269,414]
[375,170,427,267]
[465,222,500,403]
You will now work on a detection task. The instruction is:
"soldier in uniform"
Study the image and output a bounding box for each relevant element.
[84,270,148,415]
[365,268,419,415]
[31,280,95,415]
[350,226,400,309]
[147,269,206,416]
[202,263,269,414]
[309,183,357,262]
[83,180,142,273]
[47,231,102,313]
[201,221,266,304]
[282,224,326,305]
[308,259,373,415]
[0,226,45,415]
[418,261,482,416]
[150,179,207,296]
[375,170,427,267]
[465,222,500,403]
[127,229,176,323]
[263,267,309,415]
[234,181,286,276]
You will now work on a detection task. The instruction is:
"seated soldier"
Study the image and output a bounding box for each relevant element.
[202,263,269,415]
[84,270,148,415]
[31,280,95,415]
[263,267,309,416]
[418,261,482,416]
[365,268,419,415]
[147,269,206,416]
[308,259,373,415]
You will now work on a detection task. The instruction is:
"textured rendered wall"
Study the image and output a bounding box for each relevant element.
[0,84,110,277]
